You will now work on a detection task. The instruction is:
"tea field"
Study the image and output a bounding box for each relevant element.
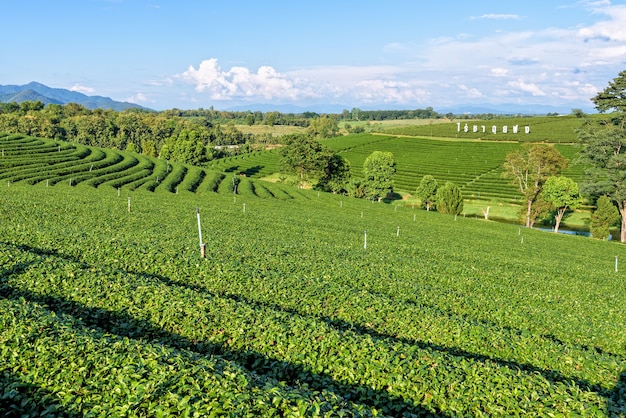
[213,133,585,202]
[1,177,626,416]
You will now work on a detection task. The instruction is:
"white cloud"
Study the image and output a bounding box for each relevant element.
[69,83,95,94]
[126,92,150,103]
[508,79,546,96]
[470,14,522,20]
[458,84,484,98]
[578,2,626,42]
[176,58,318,101]
[490,68,510,77]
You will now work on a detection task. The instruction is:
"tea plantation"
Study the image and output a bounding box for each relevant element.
[1,132,625,416]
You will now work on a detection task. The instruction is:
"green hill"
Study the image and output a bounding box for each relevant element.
[1,174,625,415]
[211,133,586,203]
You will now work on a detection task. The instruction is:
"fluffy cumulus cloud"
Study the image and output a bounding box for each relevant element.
[507,79,546,97]
[175,59,432,105]
[176,58,318,101]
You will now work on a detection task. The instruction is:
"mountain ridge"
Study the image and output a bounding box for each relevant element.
[0,82,150,111]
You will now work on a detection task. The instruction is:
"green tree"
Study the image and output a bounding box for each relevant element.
[579,69,626,241]
[307,116,339,138]
[590,195,620,240]
[435,181,463,215]
[363,151,396,201]
[415,175,438,211]
[592,69,626,113]
[527,194,553,228]
[579,114,626,241]
[315,153,351,194]
[279,135,332,187]
[503,144,568,228]
[540,176,582,233]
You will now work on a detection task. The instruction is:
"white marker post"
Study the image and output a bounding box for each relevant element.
[196,207,206,258]
[127,197,131,213]
[397,226,400,237]
[243,203,246,213]
[364,230,367,250]
[117,187,120,197]
[616,256,619,273]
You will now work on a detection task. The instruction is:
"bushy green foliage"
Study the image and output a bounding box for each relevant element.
[435,181,463,215]
[590,195,620,239]
[363,151,395,200]
[415,175,438,210]
[541,176,582,233]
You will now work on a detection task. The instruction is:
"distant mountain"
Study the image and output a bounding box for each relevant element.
[0,82,150,111]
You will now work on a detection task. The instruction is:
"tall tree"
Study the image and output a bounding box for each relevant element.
[579,69,626,241]
[307,116,339,138]
[592,69,626,114]
[590,195,620,240]
[279,134,332,187]
[415,175,438,211]
[363,151,396,201]
[578,115,626,241]
[540,176,582,233]
[503,144,568,227]
[435,181,463,215]
[315,153,351,194]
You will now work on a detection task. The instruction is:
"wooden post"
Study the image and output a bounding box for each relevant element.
[196,207,205,258]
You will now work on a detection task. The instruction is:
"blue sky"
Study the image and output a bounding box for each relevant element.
[2,0,626,111]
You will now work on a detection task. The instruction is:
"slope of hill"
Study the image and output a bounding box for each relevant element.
[0,165,625,415]
[0,81,149,111]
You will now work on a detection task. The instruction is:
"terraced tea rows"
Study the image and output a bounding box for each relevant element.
[1,182,625,416]
[0,133,302,200]
[211,134,583,202]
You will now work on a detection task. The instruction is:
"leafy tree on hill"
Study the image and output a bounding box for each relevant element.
[592,69,626,113]
[435,181,463,215]
[579,69,626,241]
[415,175,438,211]
[279,134,333,188]
[503,144,568,228]
[306,116,339,138]
[363,151,396,201]
[590,195,620,240]
[315,153,351,194]
[540,176,582,233]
